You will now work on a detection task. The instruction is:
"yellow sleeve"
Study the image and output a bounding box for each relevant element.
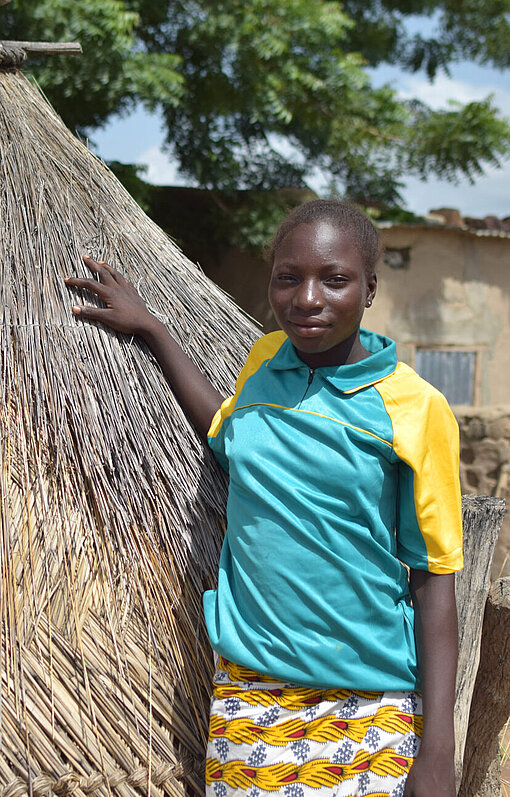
[375,363,463,573]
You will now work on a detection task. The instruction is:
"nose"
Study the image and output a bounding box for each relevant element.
[293,279,324,312]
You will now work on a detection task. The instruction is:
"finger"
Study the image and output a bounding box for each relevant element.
[65,276,105,291]
[101,260,136,290]
[82,254,116,284]
[65,276,110,300]
[82,254,101,273]
[72,304,129,334]
[98,260,117,275]
[90,256,136,291]
[72,304,113,321]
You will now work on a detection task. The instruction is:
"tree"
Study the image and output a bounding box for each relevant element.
[3,0,510,206]
[339,0,510,77]
[2,0,184,129]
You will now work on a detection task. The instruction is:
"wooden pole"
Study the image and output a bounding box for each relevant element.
[455,495,506,788]
[458,577,510,796]
[0,41,82,55]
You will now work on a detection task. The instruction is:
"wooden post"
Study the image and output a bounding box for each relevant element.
[0,41,82,55]
[455,496,506,789]
[458,577,510,796]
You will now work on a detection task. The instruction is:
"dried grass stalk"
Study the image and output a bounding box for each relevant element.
[0,48,260,796]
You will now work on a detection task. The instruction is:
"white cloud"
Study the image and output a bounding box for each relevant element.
[398,74,510,117]
[136,145,189,186]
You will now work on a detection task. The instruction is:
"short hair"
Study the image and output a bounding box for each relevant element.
[267,199,381,276]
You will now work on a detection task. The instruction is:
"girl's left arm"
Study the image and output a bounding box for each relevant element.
[404,569,458,797]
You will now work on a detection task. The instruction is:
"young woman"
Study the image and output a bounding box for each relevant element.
[66,199,462,797]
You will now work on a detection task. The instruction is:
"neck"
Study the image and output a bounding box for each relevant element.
[295,330,370,369]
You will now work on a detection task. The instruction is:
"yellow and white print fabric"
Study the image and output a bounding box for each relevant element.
[206,658,423,797]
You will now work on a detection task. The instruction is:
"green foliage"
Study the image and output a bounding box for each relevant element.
[3,0,510,214]
[3,0,183,129]
[404,97,510,182]
[365,204,428,224]
[341,0,510,74]
[158,0,366,191]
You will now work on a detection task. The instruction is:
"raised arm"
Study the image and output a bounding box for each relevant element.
[65,256,225,438]
[404,569,458,797]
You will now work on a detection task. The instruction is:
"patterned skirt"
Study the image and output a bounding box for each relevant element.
[206,657,422,797]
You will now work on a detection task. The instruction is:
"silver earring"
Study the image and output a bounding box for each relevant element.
[366,298,372,307]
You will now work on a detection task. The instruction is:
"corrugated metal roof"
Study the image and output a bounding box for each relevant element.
[377,221,510,239]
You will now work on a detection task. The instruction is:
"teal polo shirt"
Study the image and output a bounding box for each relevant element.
[204,329,463,691]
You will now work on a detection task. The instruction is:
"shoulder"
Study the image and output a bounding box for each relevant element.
[228,331,287,399]
[208,332,288,441]
[375,362,459,454]
[237,331,288,383]
[377,361,452,413]
[244,330,288,367]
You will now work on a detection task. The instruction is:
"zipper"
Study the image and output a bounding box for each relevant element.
[298,368,315,407]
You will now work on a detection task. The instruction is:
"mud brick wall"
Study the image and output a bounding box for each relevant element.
[455,406,510,577]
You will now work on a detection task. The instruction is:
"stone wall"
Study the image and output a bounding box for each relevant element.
[455,406,510,577]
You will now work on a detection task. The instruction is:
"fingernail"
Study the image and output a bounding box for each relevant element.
[72,306,81,315]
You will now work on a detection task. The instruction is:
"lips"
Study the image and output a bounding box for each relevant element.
[288,319,331,335]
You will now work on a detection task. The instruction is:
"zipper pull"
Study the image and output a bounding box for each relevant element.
[299,368,315,408]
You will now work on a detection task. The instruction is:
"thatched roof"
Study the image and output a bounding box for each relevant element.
[0,44,259,797]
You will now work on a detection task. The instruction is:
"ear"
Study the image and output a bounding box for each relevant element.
[365,273,377,308]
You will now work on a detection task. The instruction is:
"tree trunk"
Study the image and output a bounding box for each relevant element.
[455,495,506,787]
[458,577,510,797]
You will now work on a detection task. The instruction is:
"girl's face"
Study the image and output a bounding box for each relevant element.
[268,219,377,366]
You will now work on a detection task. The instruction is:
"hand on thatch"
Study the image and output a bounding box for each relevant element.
[66,255,225,437]
[65,255,157,336]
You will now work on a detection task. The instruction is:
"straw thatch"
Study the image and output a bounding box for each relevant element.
[0,45,260,797]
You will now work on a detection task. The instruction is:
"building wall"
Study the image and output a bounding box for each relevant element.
[370,227,510,406]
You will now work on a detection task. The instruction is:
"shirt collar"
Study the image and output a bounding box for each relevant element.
[266,329,397,394]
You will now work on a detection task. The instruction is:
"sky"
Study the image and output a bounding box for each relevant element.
[90,57,510,220]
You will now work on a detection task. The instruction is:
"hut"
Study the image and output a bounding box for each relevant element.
[0,43,259,796]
